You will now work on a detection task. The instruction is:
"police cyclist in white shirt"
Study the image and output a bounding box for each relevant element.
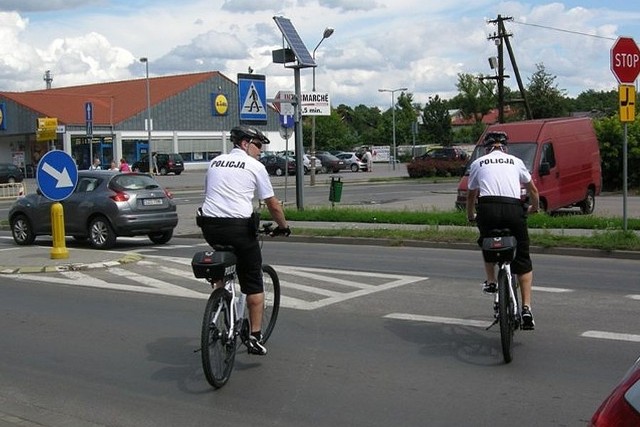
[466,131,540,330]
[199,126,290,355]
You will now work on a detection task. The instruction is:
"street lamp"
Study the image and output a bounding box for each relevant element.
[310,27,334,186]
[378,87,407,170]
[140,57,153,174]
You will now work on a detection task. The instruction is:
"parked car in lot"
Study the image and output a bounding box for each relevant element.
[417,146,468,161]
[303,154,322,174]
[315,153,347,174]
[0,163,24,183]
[8,170,178,249]
[260,154,296,176]
[590,355,640,426]
[335,152,367,172]
[132,153,184,175]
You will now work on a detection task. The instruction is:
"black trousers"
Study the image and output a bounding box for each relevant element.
[476,196,532,275]
[200,218,263,295]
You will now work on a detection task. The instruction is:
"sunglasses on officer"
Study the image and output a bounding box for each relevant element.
[249,139,263,149]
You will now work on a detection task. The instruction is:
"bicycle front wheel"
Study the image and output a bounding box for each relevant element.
[261,264,281,343]
[498,268,514,364]
[201,288,236,388]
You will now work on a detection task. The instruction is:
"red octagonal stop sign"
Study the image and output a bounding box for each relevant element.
[611,36,640,84]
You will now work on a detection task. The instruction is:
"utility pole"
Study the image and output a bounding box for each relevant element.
[487,15,533,121]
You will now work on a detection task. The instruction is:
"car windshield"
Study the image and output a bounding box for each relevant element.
[464,143,537,175]
[110,174,160,191]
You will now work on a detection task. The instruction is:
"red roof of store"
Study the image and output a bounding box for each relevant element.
[1,71,228,125]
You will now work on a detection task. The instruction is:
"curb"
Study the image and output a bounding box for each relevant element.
[174,232,640,260]
[0,252,143,275]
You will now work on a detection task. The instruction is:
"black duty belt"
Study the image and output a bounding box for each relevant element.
[198,216,251,226]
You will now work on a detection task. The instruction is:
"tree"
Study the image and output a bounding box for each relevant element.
[421,95,453,145]
[378,91,416,148]
[303,109,354,152]
[571,89,617,116]
[450,73,495,123]
[526,63,569,119]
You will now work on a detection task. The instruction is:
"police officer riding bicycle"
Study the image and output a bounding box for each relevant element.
[466,131,540,330]
[198,126,290,355]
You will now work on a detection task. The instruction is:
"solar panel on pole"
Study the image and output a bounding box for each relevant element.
[273,16,316,68]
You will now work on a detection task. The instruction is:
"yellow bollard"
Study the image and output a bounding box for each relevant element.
[50,202,69,259]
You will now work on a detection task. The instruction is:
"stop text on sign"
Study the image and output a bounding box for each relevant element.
[614,52,640,69]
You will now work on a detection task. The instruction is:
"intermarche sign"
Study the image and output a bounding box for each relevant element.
[611,36,640,84]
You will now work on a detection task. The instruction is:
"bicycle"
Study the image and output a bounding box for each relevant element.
[481,229,521,363]
[191,222,282,388]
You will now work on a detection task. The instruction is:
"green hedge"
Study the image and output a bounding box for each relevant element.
[406,158,467,178]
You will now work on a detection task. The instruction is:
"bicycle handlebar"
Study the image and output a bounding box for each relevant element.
[259,222,291,237]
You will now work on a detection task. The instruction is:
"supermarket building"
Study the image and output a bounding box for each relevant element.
[0,71,285,175]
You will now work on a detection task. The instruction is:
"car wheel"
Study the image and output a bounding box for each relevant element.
[88,216,117,249]
[11,214,36,245]
[148,230,173,245]
[350,164,359,172]
[304,166,310,175]
[321,165,329,174]
[579,189,595,215]
[174,171,182,176]
[275,167,284,176]
[8,177,16,184]
[160,167,168,176]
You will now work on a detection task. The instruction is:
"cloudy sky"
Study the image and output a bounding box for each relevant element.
[1,1,639,108]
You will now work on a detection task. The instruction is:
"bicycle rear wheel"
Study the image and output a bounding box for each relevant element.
[201,288,236,388]
[261,264,281,343]
[498,268,515,363]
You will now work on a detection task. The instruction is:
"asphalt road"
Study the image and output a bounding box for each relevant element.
[1,237,638,426]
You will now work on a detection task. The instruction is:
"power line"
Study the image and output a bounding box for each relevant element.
[511,20,617,41]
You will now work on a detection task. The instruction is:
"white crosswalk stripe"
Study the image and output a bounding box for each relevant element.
[7,255,427,310]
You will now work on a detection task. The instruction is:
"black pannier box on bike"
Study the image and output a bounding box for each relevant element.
[191,251,237,280]
[481,236,517,263]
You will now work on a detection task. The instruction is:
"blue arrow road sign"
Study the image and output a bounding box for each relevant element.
[36,151,78,201]
[280,114,294,128]
[85,102,93,121]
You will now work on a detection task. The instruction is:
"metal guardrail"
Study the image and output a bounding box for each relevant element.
[0,182,26,200]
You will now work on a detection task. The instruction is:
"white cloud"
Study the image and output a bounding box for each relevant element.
[1,1,639,106]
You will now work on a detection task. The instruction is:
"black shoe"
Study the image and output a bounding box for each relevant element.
[482,281,497,294]
[247,336,267,355]
[521,305,535,330]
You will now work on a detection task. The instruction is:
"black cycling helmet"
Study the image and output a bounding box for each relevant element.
[483,131,508,147]
[230,126,270,146]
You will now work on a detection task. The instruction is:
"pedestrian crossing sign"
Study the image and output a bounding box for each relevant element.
[238,73,267,125]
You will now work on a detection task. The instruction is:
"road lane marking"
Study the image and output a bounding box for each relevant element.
[628,294,640,300]
[581,331,640,343]
[535,286,573,293]
[384,313,492,328]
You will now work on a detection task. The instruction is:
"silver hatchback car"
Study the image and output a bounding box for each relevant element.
[9,170,178,249]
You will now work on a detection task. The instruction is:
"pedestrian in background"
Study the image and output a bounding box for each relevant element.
[152,152,159,175]
[89,158,101,170]
[119,158,131,172]
[363,147,373,172]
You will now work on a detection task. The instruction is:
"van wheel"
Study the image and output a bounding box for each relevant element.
[159,167,168,175]
[579,189,595,215]
[539,199,548,214]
